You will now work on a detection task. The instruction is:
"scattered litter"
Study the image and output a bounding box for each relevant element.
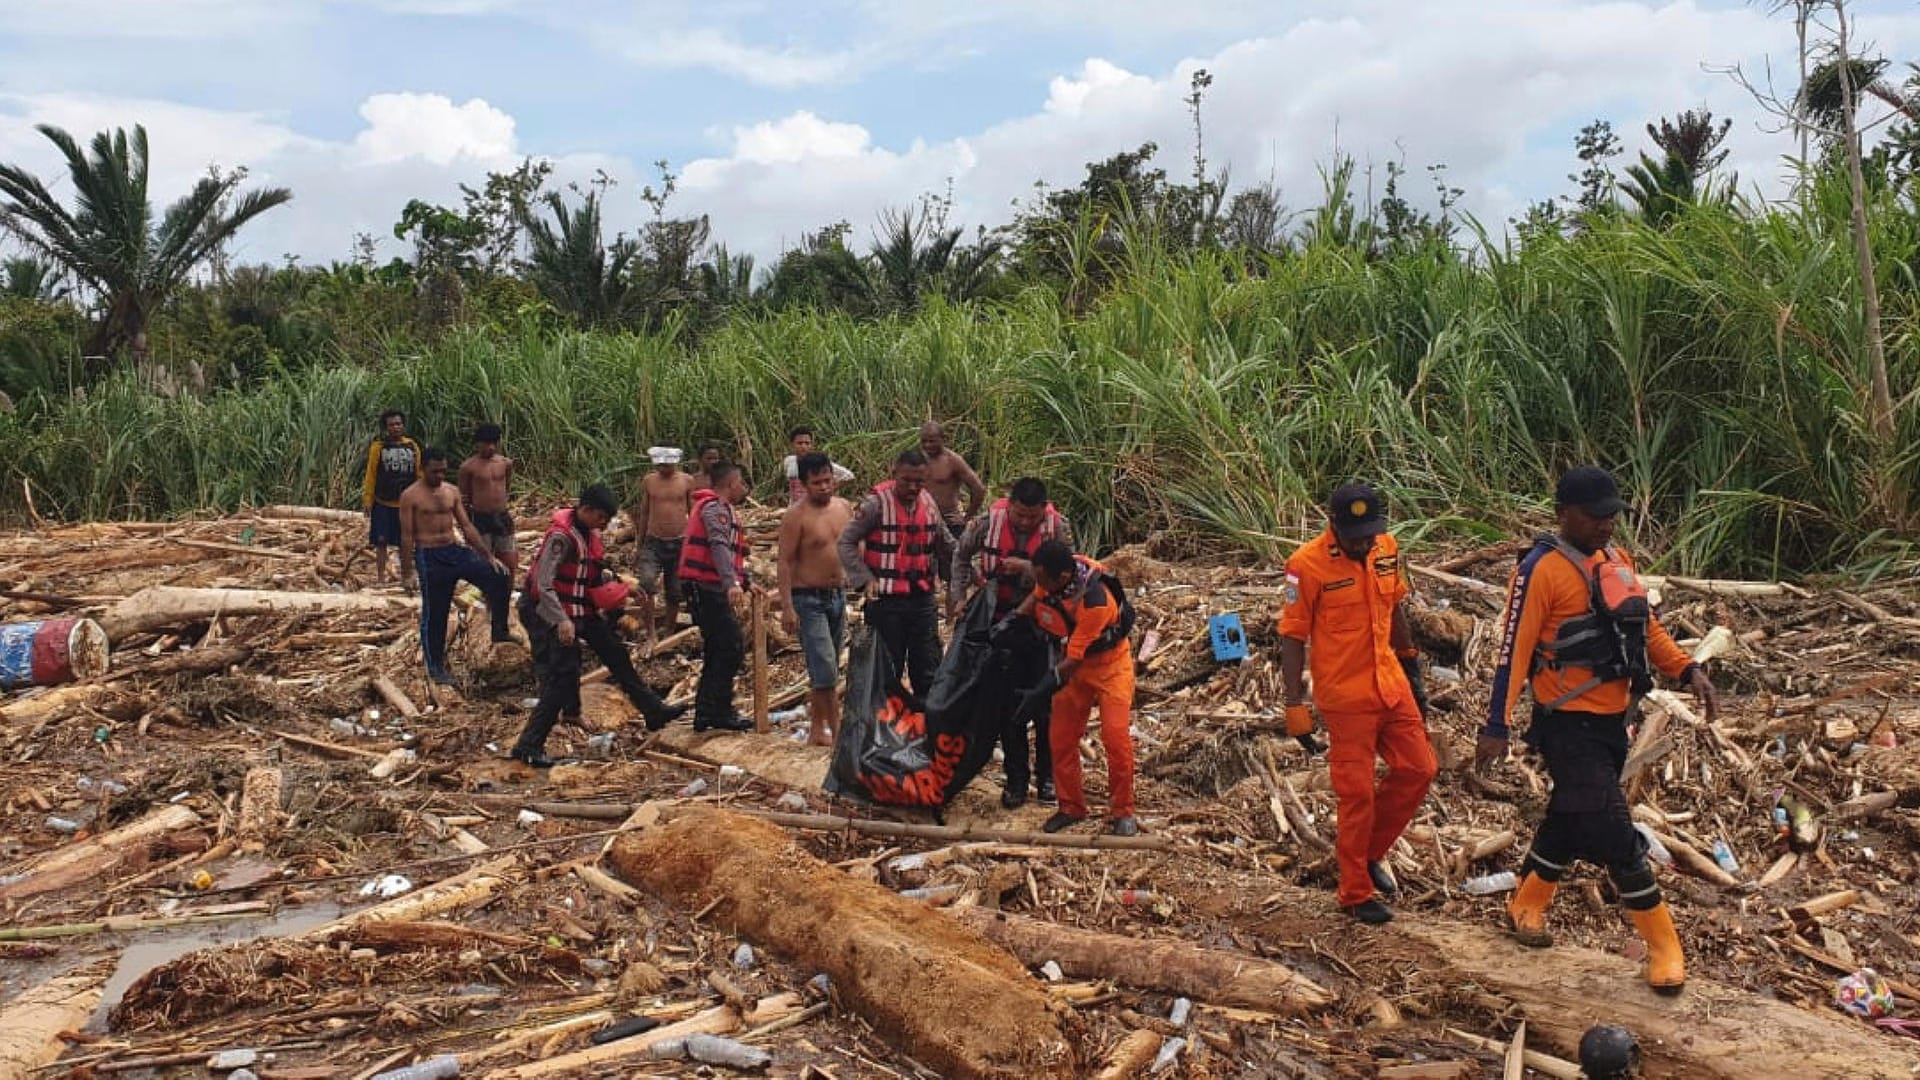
[1149,1036,1186,1074]
[44,815,81,834]
[369,1054,461,1080]
[678,777,709,797]
[1040,960,1064,981]
[517,809,545,827]
[683,1035,772,1069]
[1836,969,1897,1019]
[731,942,756,970]
[1459,871,1518,896]
[208,1048,258,1070]
[774,792,808,812]
[1168,997,1192,1027]
[358,874,413,898]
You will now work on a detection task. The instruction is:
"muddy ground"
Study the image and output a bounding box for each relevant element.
[4,506,1920,1078]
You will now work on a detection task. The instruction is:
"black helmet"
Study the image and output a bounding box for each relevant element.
[1578,1025,1641,1079]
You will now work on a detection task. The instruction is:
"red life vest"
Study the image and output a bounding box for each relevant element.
[864,480,938,595]
[679,490,746,587]
[976,498,1062,605]
[525,508,606,620]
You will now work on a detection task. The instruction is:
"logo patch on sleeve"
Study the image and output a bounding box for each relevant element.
[1284,572,1301,605]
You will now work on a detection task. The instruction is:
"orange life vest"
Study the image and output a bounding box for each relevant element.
[678,490,746,587]
[525,508,607,619]
[976,498,1062,606]
[864,480,938,596]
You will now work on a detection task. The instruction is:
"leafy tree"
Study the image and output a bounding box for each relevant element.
[0,124,291,370]
[1222,182,1289,256]
[517,190,639,327]
[1622,109,1734,227]
[1570,120,1623,213]
[1,256,68,303]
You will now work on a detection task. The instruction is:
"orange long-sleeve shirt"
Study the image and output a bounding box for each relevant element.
[1278,528,1412,715]
[1485,538,1691,735]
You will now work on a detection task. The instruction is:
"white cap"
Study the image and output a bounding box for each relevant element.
[647,446,684,465]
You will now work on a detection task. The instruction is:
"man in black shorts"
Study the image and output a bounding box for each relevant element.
[457,423,518,577]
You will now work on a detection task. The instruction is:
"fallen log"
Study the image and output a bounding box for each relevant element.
[237,766,283,844]
[1397,919,1916,1079]
[0,684,146,728]
[950,908,1334,1013]
[480,993,800,1080]
[102,586,416,641]
[610,808,1076,1079]
[0,804,202,900]
[255,505,363,524]
[371,674,420,719]
[1092,1030,1161,1080]
[0,957,113,1080]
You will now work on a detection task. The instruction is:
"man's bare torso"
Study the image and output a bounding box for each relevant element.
[458,455,512,514]
[924,450,970,518]
[643,470,696,539]
[784,497,853,588]
[403,482,463,547]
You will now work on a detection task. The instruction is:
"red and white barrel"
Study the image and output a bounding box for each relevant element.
[0,618,111,690]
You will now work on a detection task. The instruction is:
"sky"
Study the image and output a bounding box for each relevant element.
[4,0,1920,268]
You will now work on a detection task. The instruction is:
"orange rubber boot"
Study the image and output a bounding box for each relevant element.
[1627,902,1687,995]
[1506,873,1557,947]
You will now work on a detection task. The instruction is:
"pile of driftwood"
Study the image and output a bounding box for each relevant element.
[4,508,1920,1078]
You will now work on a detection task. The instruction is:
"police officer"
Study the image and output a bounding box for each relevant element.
[1476,466,1718,994]
[1278,483,1436,924]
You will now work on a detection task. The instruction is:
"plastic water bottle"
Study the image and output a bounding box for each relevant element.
[684,1035,772,1068]
[1634,823,1673,866]
[369,1055,460,1080]
[1711,839,1741,874]
[1115,888,1157,905]
[769,706,807,726]
[1149,1036,1186,1074]
[1168,997,1192,1027]
[1460,871,1518,896]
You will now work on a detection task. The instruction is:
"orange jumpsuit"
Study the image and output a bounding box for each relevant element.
[1279,529,1437,907]
[1032,559,1135,820]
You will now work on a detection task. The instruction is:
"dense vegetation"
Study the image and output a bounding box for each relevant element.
[4,45,1920,579]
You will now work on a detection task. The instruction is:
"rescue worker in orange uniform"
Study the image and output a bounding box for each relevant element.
[1279,483,1437,924]
[1476,466,1718,994]
[1014,541,1139,836]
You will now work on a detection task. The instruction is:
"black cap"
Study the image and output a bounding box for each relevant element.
[1328,482,1387,539]
[1555,466,1628,517]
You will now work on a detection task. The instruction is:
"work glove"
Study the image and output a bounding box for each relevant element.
[1285,702,1322,756]
[1401,655,1429,716]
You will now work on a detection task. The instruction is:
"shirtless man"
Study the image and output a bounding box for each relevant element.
[633,445,697,650]
[778,452,855,745]
[920,421,986,532]
[688,444,724,491]
[400,448,512,685]
[457,423,517,577]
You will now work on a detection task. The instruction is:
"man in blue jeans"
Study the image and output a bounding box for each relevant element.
[398,448,511,685]
[778,452,854,745]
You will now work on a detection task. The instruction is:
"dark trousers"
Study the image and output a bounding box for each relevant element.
[415,544,510,677]
[578,611,672,720]
[1521,708,1662,909]
[995,608,1054,793]
[865,592,941,698]
[514,598,579,757]
[690,587,743,723]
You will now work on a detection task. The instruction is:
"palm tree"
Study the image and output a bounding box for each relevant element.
[0,124,291,368]
[517,190,639,328]
[1,256,68,303]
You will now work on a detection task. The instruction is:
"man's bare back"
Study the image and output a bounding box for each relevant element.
[781,497,853,588]
[641,469,697,539]
[401,480,466,548]
[458,454,513,514]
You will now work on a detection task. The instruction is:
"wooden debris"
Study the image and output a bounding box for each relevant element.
[102,585,416,641]
[371,674,420,718]
[951,908,1335,1013]
[610,808,1077,1079]
[481,993,801,1080]
[0,803,202,900]
[1091,1030,1161,1080]
[1445,1028,1580,1080]
[237,766,284,844]
[0,957,111,1080]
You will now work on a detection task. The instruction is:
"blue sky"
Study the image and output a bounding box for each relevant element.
[5,0,1920,266]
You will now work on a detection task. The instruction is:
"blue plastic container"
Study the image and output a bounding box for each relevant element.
[1208,613,1249,662]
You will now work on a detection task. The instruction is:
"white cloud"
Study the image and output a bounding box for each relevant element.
[10,1,1920,270]
[350,93,519,165]
[617,28,863,88]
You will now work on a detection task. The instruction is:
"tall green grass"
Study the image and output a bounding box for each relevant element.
[3,176,1917,578]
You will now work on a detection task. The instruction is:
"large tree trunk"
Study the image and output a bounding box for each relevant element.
[950,908,1334,1013]
[101,585,416,641]
[1395,919,1918,1078]
[610,808,1078,1080]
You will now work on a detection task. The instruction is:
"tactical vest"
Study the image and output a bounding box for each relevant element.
[1531,534,1654,709]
